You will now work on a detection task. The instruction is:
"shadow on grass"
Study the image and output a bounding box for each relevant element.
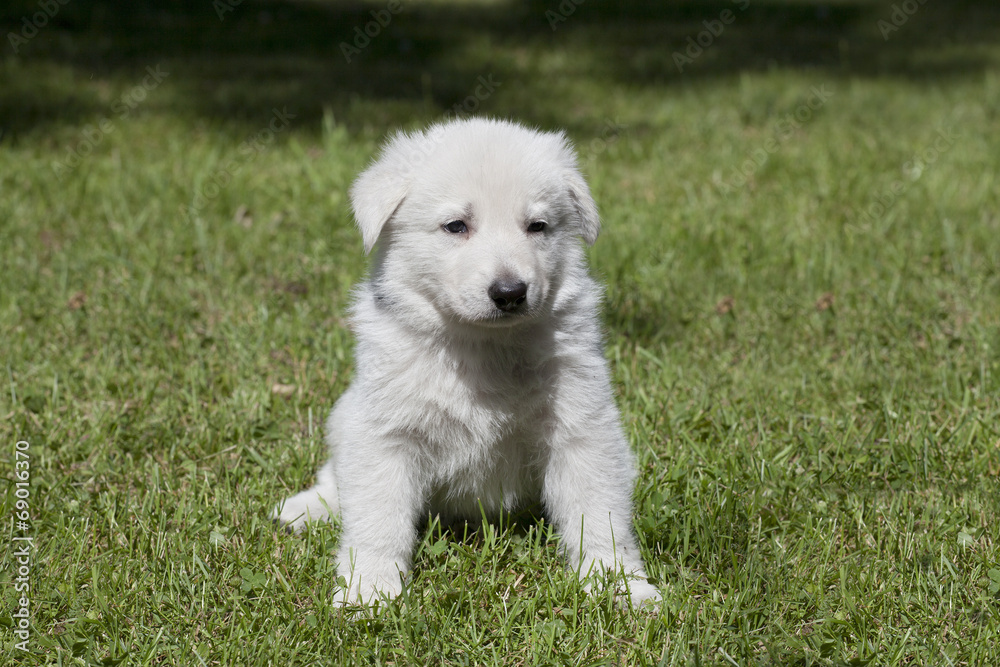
[418,503,550,546]
[1,0,998,136]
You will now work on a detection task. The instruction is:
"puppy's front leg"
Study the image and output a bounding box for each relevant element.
[543,429,661,607]
[334,444,425,607]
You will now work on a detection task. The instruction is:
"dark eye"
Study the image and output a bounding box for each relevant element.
[527,220,547,233]
[443,220,468,234]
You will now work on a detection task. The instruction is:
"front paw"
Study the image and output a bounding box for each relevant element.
[579,561,661,610]
[623,577,661,609]
[333,567,405,608]
[272,488,336,533]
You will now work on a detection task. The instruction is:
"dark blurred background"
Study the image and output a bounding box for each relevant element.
[2,0,998,138]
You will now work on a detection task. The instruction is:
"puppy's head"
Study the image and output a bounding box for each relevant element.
[350,118,600,327]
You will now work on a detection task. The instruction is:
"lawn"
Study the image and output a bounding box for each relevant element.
[2,0,999,664]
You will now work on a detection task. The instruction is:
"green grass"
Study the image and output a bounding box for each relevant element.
[2,0,1000,664]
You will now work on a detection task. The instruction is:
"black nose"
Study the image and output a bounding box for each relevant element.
[488,280,528,312]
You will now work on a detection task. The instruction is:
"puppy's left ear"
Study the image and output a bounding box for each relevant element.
[350,131,418,254]
[555,131,601,245]
[566,167,601,246]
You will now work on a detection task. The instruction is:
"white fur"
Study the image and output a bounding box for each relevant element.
[274,118,660,608]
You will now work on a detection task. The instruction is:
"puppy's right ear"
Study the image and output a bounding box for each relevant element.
[350,131,420,254]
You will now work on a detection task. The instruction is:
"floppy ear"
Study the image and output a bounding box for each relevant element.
[566,167,601,246]
[350,131,422,254]
[553,131,601,245]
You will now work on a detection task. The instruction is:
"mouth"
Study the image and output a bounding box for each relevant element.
[439,284,542,328]
[470,308,534,327]
[446,302,537,329]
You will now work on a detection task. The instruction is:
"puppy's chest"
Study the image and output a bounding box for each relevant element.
[382,345,554,453]
[443,357,547,443]
[419,356,550,509]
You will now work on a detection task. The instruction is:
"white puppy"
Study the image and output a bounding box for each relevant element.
[274,118,660,608]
